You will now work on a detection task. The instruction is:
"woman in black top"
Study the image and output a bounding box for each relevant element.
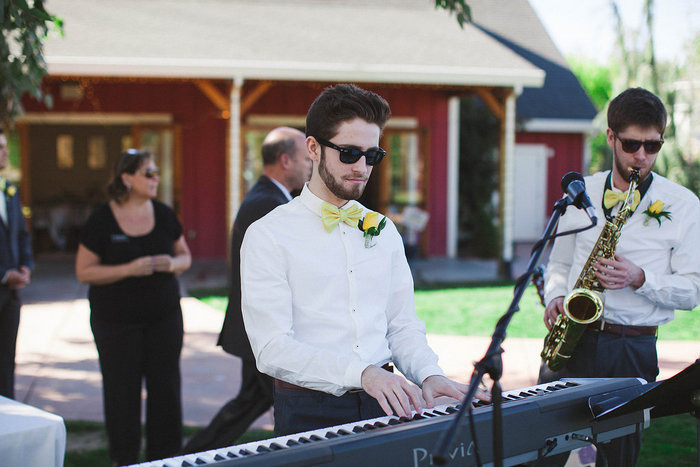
[76,149,191,465]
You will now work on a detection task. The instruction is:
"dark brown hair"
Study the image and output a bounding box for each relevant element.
[607,87,667,135]
[106,149,152,202]
[305,84,391,141]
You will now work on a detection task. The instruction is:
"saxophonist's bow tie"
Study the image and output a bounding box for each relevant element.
[603,188,641,210]
[320,202,362,233]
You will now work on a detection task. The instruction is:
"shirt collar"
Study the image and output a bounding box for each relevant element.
[267,176,293,201]
[299,184,361,217]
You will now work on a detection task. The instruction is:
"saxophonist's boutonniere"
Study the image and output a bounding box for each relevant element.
[643,200,671,227]
[358,211,387,248]
[0,179,16,197]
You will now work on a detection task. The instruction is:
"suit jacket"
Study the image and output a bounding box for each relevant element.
[218,175,289,360]
[0,184,33,293]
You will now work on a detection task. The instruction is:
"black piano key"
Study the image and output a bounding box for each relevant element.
[214,454,226,461]
[337,429,352,436]
[239,449,254,456]
[195,459,207,465]
[310,434,324,441]
[445,407,458,413]
[432,410,448,416]
[363,423,378,430]
[398,416,411,422]
[256,445,271,453]
[387,418,401,425]
[411,413,426,420]
[269,442,285,450]
[226,451,238,458]
[286,439,300,447]
[298,436,312,443]
[325,431,339,438]
[373,421,388,427]
[353,426,366,433]
[181,462,193,467]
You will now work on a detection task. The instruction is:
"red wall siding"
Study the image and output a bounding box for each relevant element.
[25,79,452,259]
[516,132,585,215]
[24,79,228,258]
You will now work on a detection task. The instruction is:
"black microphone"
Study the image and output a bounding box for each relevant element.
[561,171,597,224]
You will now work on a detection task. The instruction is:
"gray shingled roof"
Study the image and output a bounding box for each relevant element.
[469,0,597,121]
[43,0,543,87]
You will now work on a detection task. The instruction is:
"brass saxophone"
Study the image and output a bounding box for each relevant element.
[541,167,640,371]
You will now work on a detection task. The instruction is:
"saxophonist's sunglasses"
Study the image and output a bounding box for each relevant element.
[613,132,664,154]
[314,136,386,166]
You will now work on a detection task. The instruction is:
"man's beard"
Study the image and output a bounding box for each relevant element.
[613,147,650,183]
[318,149,366,201]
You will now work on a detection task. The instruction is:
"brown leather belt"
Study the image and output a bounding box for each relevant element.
[588,320,657,337]
[274,363,394,392]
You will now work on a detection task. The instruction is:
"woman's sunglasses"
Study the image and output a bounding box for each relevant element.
[614,132,664,154]
[141,168,160,179]
[314,137,386,166]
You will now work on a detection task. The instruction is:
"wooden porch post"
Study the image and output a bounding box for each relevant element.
[446,97,460,258]
[228,76,244,235]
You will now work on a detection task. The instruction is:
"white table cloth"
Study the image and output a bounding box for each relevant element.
[0,396,66,467]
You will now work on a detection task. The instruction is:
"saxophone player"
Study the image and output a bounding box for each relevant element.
[540,88,700,466]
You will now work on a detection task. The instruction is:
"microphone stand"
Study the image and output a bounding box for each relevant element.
[433,195,580,466]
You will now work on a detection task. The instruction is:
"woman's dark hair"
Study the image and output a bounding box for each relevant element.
[607,87,667,135]
[106,149,152,202]
[305,84,392,141]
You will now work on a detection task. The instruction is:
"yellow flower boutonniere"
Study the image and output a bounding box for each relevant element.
[358,211,387,248]
[0,179,16,197]
[643,200,671,227]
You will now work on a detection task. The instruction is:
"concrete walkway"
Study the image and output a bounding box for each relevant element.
[13,255,700,435]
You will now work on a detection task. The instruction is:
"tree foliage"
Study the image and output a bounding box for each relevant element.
[435,0,471,27]
[1,0,62,127]
[571,1,700,195]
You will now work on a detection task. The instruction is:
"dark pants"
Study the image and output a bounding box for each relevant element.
[273,386,385,436]
[537,329,658,467]
[0,291,20,399]
[91,314,183,465]
[183,359,274,453]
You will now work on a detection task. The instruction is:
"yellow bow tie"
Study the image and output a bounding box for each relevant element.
[321,202,362,233]
[603,188,641,211]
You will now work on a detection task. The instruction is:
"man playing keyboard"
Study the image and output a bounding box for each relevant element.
[241,84,488,436]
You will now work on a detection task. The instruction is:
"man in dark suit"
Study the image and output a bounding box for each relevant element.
[183,126,310,453]
[0,128,33,399]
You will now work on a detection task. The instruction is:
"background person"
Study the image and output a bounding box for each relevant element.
[540,87,700,466]
[0,128,33,399]
[75,149,191,465]
[241,84,486,436]
[183,126,310,453]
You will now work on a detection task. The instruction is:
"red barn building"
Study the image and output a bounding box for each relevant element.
[16,0,595,275]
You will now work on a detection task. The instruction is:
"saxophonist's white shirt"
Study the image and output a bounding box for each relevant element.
[545,171,700,326]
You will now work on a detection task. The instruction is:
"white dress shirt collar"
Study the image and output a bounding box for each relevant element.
[267,176,293,202]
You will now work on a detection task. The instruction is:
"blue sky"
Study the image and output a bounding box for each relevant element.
[528,0,698,63]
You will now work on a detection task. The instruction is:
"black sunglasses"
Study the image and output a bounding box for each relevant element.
[314,137,386,166]
[614,132,664,154]
[141,168,160,179]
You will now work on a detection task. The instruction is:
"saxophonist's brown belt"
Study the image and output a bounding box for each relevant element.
[274,363,394,392]
[588,320,657,337]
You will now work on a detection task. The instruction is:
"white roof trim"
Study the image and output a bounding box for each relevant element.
[47,56,546,88]
[521,118,595,133]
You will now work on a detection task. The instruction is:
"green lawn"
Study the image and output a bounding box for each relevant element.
[194,283,700,340]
